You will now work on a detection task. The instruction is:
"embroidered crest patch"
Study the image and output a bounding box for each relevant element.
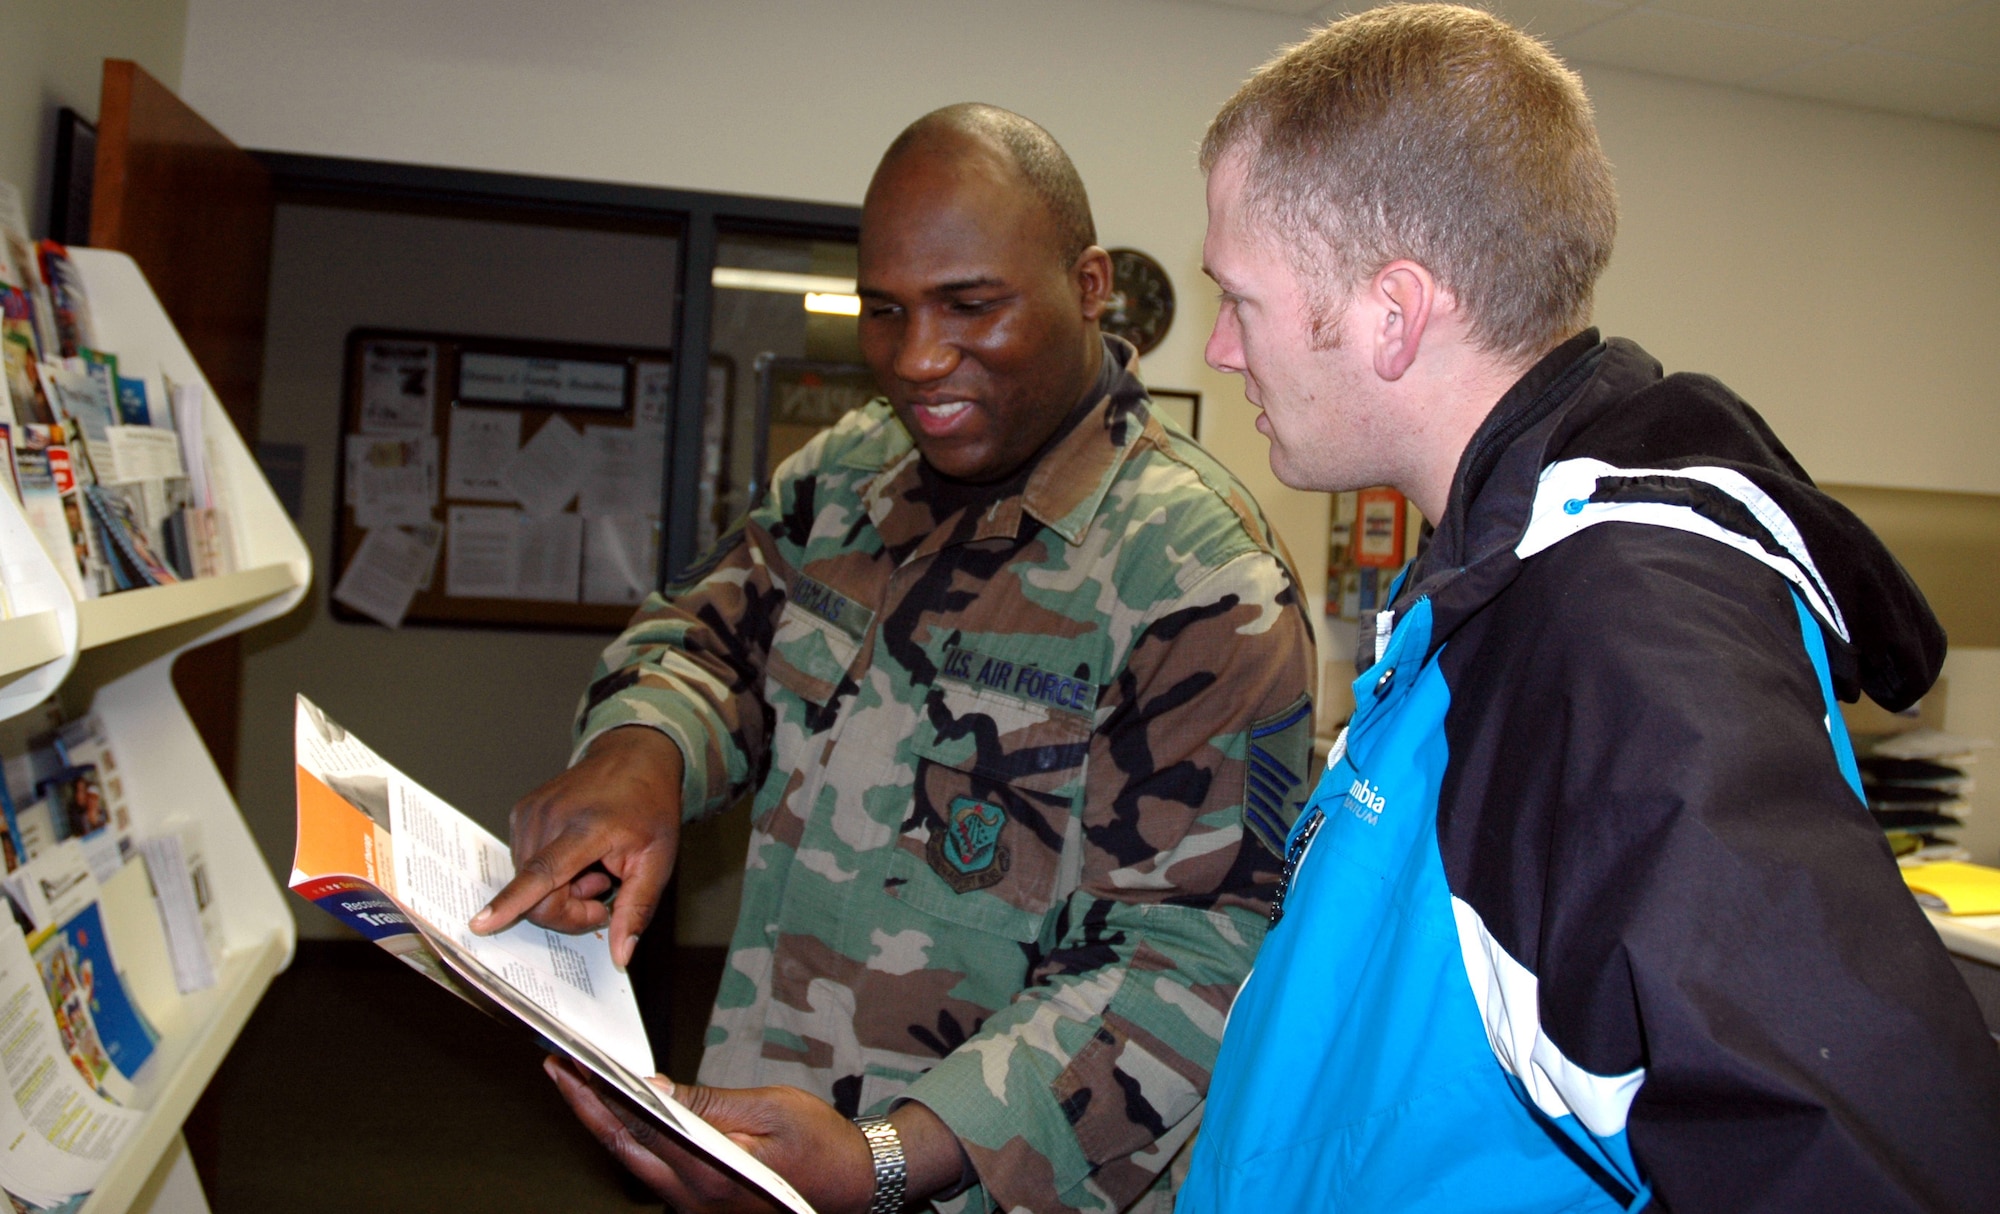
[927,796,1011,892]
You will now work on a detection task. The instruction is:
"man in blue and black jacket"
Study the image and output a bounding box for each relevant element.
[1182,5,2000,1211]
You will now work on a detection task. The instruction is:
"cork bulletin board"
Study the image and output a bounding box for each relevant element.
[329,328,728,632]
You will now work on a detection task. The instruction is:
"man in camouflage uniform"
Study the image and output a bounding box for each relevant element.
[476,104,1316,1214]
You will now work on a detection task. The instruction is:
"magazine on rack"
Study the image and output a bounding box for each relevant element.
[288,696,815,1214]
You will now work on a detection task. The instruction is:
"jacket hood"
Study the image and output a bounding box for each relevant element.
[1404,333,1943,711]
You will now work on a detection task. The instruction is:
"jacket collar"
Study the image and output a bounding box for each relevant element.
[1383,329,1610,662]
[1389,330,1943,711]
[854,336,1147,558]
[1426,329,1608,574]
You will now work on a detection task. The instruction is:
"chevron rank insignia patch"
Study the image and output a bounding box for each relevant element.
[1245,693,1313,859]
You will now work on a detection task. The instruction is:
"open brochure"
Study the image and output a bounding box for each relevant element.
[288,696,814,1214]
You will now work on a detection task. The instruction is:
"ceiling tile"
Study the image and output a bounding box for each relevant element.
[1202,0,1328,14]
[1762,45,2000,126]
[1551,8,1838,84]
[1473,0,1634,41]
[1872,2,2000,70]
[1643,0,1966,45]
[1170,0,2000,129]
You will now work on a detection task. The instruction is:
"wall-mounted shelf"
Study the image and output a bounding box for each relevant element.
[0,248,311,1214]
[0,610,67,681]
[76,563,302,650]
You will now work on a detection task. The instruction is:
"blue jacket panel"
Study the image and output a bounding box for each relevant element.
[1184,600,1641,1214]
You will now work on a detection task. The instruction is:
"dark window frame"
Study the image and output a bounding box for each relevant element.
[257,151,862,583]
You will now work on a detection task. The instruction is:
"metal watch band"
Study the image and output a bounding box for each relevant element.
[855,1115,907,1214]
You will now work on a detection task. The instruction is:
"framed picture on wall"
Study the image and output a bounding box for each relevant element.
[1149,388,1200,439]
[50,108,96,244]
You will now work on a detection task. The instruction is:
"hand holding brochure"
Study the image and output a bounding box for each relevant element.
[288,696,814,1214]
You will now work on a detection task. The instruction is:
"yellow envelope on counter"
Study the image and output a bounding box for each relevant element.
[1903,861,2000,915]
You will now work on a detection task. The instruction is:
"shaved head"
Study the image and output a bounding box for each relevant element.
[879,103,1097,268]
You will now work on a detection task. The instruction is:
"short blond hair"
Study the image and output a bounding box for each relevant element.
[1201,4,1617,358]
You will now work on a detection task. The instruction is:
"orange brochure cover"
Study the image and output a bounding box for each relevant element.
[290,717,411,945]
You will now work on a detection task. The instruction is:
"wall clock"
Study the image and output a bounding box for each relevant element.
[1101,247,1175,355]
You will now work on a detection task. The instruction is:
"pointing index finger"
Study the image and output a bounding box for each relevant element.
[471,830,603,936]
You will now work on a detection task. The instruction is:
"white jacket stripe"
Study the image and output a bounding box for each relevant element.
[1515,458,1848,642]
[1451,896,1647,1140]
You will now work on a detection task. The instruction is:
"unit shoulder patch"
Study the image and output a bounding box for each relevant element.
[1244,693,1314,859]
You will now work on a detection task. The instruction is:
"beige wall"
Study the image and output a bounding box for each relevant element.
[1586,69,2000,496]
[0,0,189,230]
[177,0,2000,583]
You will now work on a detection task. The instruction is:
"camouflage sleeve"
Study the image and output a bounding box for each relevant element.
[900,548,1318,1214]
[570,491,794,822]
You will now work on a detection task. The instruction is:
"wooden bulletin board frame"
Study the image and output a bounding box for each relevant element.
[331,327,729,632]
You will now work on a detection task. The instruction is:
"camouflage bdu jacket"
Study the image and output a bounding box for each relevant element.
[576,343,1316,1213]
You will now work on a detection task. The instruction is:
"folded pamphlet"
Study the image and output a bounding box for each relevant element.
[288,696,815,1214]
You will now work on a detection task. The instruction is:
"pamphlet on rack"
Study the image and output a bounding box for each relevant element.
[137,824,220,995]
[28,897,158,1106]
[289,695,815,1214]
[0,910,142,1213]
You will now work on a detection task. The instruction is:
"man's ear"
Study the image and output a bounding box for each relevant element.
[1371,260,1438,381]
[1074,246,1114,321]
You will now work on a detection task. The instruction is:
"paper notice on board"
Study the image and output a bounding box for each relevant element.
[517,512,583,602]
[580,425,662,520]
[504,415,586,518]
[347,435,438,528]
[0,915,141,1208]
[360,341,437,435]
[446,408,521,502]
[634,360,672,431]
[583,514,658,605]
[446,506,519,598]
[334,522,444,627]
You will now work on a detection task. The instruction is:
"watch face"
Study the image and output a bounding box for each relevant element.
[1101,248,1175,355]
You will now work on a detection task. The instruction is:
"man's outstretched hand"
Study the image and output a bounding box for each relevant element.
[544,1060,972,1214]
[470,725,684,968]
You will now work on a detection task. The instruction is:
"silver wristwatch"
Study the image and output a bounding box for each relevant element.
[855,1115,907,1213]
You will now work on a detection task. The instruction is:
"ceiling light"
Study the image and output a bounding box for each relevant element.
[804,292,861,316]
[711,267,857,295]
